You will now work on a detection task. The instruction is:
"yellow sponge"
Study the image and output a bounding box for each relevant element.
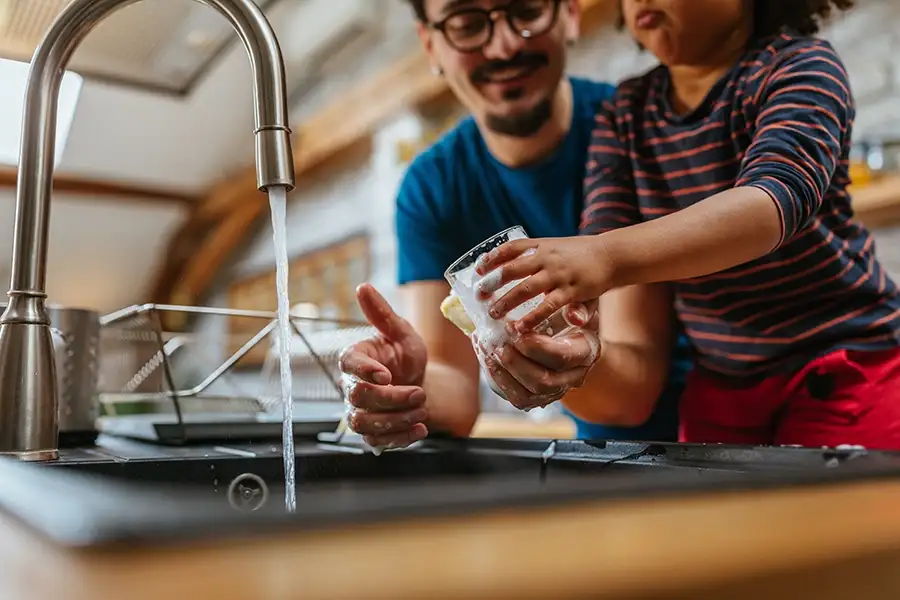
[440,293,476,336]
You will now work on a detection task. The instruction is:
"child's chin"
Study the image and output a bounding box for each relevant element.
[632,32,677,61]
[643,41,682,66]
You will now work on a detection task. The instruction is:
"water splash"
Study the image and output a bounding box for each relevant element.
[268,185,296,513]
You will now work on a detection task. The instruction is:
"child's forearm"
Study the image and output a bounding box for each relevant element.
[601,186,784,288]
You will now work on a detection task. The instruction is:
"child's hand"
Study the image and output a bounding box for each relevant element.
[474,236,614,332]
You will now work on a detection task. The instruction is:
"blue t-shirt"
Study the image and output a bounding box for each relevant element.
[395,77,692,442]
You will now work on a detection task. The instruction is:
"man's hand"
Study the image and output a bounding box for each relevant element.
[338,284,429,448]
[475,302,601,411]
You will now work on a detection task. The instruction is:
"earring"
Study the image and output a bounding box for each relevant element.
[566,38,576,47]
[431,65,444,76]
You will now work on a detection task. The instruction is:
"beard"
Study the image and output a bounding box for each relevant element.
[470,51,554,138]
[484,94,553,138]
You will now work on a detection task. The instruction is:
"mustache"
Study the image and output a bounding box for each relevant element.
[470,52,549,83]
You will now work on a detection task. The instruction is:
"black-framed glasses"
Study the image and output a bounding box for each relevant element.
[430,0,563,53]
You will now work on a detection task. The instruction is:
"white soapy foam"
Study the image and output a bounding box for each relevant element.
[340,372,361,408]
[583,331,601,365]
[452,261,543,355]
[550,326,601,366]
[474,268,504,297]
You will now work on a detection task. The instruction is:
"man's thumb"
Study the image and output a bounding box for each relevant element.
[563,303,590,327]
[357,283,412,341]
[563,300,599,330]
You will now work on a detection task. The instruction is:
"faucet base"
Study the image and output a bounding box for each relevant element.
[0,322,60,459]
[0,449,58,462]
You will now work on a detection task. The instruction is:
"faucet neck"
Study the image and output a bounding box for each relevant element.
[5,0,295,321]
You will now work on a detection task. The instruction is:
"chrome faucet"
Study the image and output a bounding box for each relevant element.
[0,0,296,461]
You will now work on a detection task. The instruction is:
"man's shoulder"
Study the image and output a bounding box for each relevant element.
[570,76,616,102]
[405,117,479,180]
[400,117,480,199]
[569,76,616,118]
[395,118,483,285]
[397,116,481,217]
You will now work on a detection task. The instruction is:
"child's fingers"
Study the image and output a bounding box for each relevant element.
[475,251,541,299]
[475,239,536,275]
[514,289,571,333]
[487,272,552,319]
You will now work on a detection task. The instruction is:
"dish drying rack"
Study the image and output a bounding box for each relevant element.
[97,304,374,445]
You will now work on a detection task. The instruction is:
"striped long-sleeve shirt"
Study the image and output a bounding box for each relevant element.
[581,33,900,380]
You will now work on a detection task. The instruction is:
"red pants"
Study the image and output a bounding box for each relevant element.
[679,348,900,450]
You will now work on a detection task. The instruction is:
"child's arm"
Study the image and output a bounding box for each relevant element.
[479,40,851,332]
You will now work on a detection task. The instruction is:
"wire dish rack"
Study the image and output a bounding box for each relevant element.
[97,304,375,443]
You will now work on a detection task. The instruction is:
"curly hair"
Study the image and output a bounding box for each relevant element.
[753,0,855,36]
[402,0,428,22]
[616,0,856,37]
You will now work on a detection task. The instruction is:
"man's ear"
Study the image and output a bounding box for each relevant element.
[563,0,581,44]
[416,21,437,65]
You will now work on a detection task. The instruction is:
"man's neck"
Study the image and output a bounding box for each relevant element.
[479,79,573,169]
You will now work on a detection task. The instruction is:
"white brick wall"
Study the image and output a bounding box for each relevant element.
[822,0,900,137]
[820,0,900,274]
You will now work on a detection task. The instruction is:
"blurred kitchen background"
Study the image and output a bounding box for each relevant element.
[2,0,900,435]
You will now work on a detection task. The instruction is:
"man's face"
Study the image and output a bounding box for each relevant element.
[418,0,580,137]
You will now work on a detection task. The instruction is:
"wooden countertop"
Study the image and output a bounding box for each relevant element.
[2,473,900,599]
[851,174,900,228]
[472,414,575,439]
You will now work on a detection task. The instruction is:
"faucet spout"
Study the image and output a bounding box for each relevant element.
[0,0,296,460]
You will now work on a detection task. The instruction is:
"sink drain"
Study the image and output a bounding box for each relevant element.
[226,473,269,512]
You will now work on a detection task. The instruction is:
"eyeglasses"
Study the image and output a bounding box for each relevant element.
[430,0,563,53]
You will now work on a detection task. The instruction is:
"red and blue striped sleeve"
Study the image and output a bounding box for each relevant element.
[736,41,853,246]
[580,98,642,236]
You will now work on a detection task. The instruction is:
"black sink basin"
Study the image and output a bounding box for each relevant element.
[46,441,546,512]
[3,436,900,549]
[39,436,849,512]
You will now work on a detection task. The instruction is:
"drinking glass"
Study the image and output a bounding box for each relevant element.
[444,226,573,352]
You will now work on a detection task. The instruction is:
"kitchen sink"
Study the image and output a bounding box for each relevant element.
[2,436,900,549]
[46,440,548,512]
[37,436,858,512]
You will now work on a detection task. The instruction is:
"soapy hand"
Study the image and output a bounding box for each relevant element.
[475,302,601,411]
[475,235,615,333]
[338,284,429,450]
